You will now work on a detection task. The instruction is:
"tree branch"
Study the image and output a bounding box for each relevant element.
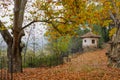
[109,10,116,25]
[21,20,50,30]
[0,21,13,45]
[22,16,74,30]
[111,0,119,15]
[21,19,63,35]
[21,16,75,35]
[50,22,63,35]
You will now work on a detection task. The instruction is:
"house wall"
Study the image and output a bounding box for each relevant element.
[82,38,98,48]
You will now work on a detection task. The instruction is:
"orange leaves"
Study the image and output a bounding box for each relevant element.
[50,32,61,40]
[116,1,120,7]
[57,24,65,31]
[103,1,113,11]
[3,49,120,80]
[47,0,52,3]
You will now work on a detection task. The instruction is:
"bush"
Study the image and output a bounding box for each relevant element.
[22,53,64,68]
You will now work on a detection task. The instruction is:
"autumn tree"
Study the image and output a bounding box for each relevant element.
[0,0,29,73]
[34,0,120,68]
[101,0,120,68]
[44,0,120,68]
[87,0,120,67]
[0,0,55,73]
[0,0,119,73]
[0,0,64,73]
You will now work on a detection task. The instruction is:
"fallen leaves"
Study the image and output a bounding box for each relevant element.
[1,48,120,80]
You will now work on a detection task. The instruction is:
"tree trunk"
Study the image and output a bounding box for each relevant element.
[7,43,12,73]
[12,34,24,72]
[12,48,23,73]
[10,0,27,73]
[0,0,27,73]
[106,27,120,68]
[7,37,24,73]
[0,21,24,73]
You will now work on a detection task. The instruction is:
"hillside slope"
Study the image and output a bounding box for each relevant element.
[10,49,120,80]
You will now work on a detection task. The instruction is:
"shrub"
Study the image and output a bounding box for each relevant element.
[22,53,64,68]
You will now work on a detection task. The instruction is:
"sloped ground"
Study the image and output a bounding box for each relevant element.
[2,49,120,80]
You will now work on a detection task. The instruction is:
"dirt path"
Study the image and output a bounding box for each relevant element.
[10,49,120,80]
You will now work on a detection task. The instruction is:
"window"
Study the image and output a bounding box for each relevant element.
[84,40,86,43]
[92,40,95,44]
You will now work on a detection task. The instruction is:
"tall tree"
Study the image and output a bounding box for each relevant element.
[103,0,120,68]
[34,0,120,68]
[0,0,28,72]
[80,0,120,67]
[0,0,120,73]
[44,0,120,68]
[0,0,60,73]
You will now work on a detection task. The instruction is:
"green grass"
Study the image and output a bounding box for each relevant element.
[22,52,64,68]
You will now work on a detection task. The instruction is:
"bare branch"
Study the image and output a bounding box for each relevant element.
[22,20,49,30]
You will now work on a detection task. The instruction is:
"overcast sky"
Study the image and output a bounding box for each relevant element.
[0,0,48,51]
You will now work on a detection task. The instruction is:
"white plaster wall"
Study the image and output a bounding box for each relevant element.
[82,38,98,48]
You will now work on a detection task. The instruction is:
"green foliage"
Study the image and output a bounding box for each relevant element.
[92,24,110,48]
[70,28,90,53]
[54,36,71,53]
[22,52,63,68]
[92,25,103,48]
[45,35,72,56]
[34,36,72,68]
[0,56,7,69]
[101,27,110,42]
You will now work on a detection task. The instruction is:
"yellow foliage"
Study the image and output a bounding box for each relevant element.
[102,20,112,27]
[0,26,7,30]
[109,28,117,37]
[58,24,65,31]
[36,0,120,40]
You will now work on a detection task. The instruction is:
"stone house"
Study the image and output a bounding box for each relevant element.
[80,32,101,51]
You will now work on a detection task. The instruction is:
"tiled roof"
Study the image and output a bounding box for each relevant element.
[81,32,101,38]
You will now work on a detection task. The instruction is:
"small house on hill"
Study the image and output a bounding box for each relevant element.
[80,32,101,51]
